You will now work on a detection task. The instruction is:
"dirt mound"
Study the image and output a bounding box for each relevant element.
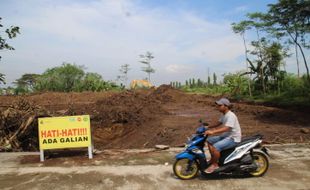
[148,85,185,103]
[93,90,167,126]
[0,99,50,151]
[0,87,179,151]
[91,85,185,127]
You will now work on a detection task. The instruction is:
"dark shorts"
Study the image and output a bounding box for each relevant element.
[207,135,237,152]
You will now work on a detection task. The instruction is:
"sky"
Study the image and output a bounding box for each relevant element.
[0,0,305,87]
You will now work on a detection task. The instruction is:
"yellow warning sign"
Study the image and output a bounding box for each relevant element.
[38,115,91,150]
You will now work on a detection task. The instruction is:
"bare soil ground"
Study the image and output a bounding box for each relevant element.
[0,85,309,151]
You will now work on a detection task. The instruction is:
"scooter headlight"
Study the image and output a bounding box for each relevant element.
[191,148,203,154]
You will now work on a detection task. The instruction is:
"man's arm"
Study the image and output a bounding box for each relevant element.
[208,121,222,129]
[206,126,230,136]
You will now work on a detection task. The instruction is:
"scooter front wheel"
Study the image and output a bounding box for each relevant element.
[173,158,199,180]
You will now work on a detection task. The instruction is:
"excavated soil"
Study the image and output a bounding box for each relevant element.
[0,85,309,151]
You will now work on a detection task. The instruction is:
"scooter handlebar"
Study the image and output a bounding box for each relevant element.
[198,119,209,127]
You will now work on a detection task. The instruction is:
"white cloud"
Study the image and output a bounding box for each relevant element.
[234,6,248,13]
[184,35,244,63]
[165,64,193,74]
[1,0,246,86]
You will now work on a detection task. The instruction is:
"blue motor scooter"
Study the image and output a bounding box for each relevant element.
[173,121,270,180]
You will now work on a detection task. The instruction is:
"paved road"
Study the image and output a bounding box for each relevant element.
[0,144,310,190]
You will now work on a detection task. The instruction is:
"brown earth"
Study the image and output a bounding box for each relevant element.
[0,85,309,151]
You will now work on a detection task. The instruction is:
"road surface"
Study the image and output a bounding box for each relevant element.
[0,144,310,190]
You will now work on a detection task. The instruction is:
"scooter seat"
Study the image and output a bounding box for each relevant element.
[237,134,263,146]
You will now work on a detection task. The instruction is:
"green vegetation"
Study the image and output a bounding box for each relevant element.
[0,73,5,85]
[171,77,230,96]
[171,72,310,106]
[232,0,310,105]
[14,73,40,94]
[0,17,20,84]
[140,51,155,82]
[8,63,122,95]
[170,0,310,106]
[117,64,130,88]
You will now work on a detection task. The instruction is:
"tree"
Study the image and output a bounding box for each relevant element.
[34,63,121,92]
[0,17,20,59]
[246,39,287,93]
[0,73,5,85]
[268,0,310,80]
[0,17,20,84]
[139,51,155,82]
[246,13,271,94]
[223,72,250,97]
[232,21,253,96]
[192,78,196,87]
[213,73,217,85]
[197,78,202,87]
[207,76,211,86]
[14,73,40,93]
[59,63,85,92]
[35,63,85,92]
[246,0,310,80]
[77,72,105,92]
[117,64,130,87]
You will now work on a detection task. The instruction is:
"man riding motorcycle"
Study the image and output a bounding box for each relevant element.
[173,98,269,179]
[204,98,241,173]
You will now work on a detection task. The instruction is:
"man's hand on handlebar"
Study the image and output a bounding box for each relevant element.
[205,130,214,136]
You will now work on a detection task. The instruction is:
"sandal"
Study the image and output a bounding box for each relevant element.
[205,164,219,173]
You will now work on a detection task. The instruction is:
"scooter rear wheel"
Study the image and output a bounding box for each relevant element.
[173,158,199,180]
[250,151,269,177]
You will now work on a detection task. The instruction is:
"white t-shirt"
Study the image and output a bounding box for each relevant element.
[219,110,242,142]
